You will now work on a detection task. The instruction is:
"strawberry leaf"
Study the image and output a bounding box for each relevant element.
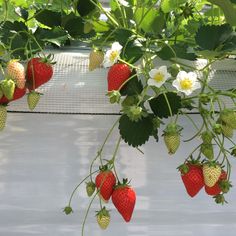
[119,114,153,147]
[77,0,97,17]
[35,10,62,28]
[149,92,182,118]
[195,24,233,51]
[120,76,143,96]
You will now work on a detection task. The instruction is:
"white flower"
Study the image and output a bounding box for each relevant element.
[172,71,201,96]
[103,42,123,68]
[147,66,171,88]
[117,0,129,7]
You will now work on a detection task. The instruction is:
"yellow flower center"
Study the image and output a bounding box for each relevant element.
[180,78,193,90]
[154,72,164,82]
[109,50,119,62]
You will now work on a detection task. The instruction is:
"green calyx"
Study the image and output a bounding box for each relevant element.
[199,93,211,105]
[123,105,148,122]
[0,78,15,100]
[107,91,121,104]
[177,163,189,174]
[203,160,220,168]
[114,178,130,189]
[96,206,110,217]
[39,54,56,65]
[219,180,232,194]
[163,123,182,135]
[63,206,73,215]
[213,123,222,135]
[213,194,228,205]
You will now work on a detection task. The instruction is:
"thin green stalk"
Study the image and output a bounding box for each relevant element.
[89,118,120,181]
[163,92,173,118]
[183,113,200,132]
[114,0,127,27]
[81,191,99,236]
[90,0,119,27]
[68,170,99,207]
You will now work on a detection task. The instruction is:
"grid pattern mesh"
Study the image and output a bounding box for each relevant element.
[7,49,236,114]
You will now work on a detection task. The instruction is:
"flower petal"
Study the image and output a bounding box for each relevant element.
[188,71,197,80]
[111,42,123,52]
[177,71,188,80]
[149,69,159,78]
[148,79,163,88]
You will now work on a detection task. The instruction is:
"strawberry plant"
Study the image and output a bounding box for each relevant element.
[0,0,236,235]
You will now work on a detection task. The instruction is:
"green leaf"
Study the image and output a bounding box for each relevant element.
[114,29,133,45]
[120,76,143,96]
[208,0,236,26]
[149,92,182,118]
[35,27,69,47]
[119,114,153,147]
[122,39,144,63]
[35,10,61,28]
[15,7,28,20]
[157,44,196,61]
[63,16,84,38]
[92,20,110,32]
[134,8,165,34]
[161,0,188,13]
[77,0,97,17]
[195,24,233,51]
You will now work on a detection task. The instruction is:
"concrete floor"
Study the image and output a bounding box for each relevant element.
[0,113,236,236]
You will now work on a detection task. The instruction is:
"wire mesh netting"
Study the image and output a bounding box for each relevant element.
[6,48,236,114]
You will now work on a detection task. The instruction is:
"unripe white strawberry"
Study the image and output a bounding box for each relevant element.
[89,50,104,71]
[6,60,25,89]
[96,207,110,230]
[203,163,221,187]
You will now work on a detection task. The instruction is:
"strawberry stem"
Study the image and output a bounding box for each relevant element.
[89,118,119,182]
[81,190,99,236]
[67,170,99,207]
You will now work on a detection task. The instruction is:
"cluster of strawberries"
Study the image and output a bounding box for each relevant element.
[179,160,232,203]
[86,165,136,230]
[0,57,54,130]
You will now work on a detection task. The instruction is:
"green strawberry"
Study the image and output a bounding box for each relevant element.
[96,207,110,230]
[203,162,221,187]
[86,181,96,197]
[221,122,234,138]
[201,143,214,160]
[201,131,213,144]
[220,109,236,129]
[27,91,40,110]
[0,105,7,131]
[0,79,15,100]
[163,123,182,154]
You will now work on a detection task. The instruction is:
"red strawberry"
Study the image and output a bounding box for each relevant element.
[107,63,132,92]
[178,162,204,197]
[112,179,136,222]
[205,171,227,196]
[26,57,54,90]
[95,166,116,202]
[0,87,26,104]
